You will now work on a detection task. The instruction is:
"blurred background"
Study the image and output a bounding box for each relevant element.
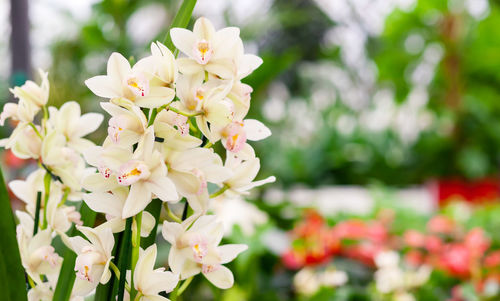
[3,0,500,300]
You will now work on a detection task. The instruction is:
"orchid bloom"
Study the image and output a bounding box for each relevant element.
[171,17,240,79]
[223,151,276,195]
[0,122,42,159]
[218,119,271,153]
[161,146,232,212]
[153,109,202,151]
[69,226,114,296]
[133,245,179,301]
[16,212,61,281]
[85,127,178,217]
[147,41,178,86]
[162,215,247,289]
[100,102,147,147]
[83,187,155,236]
[41,130,88,191]
[10,69,50,108]
[47,101,103,153]
[85,52,175,108]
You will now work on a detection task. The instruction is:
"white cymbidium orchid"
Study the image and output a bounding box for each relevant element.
[145,41,178,86]
[47,101,103,153]
[153,109,202,151]
[171,17,240,79]
[162,215,247,289]
[16,212,62,281]
[100,102,148,147]
[161,146,231,212]
[216,119,271,153]
[83,187,155,236]
[0,122,42,159]
[41,130,88,191]
[223,152,276,195]
[85,52,175,108]
[133,245,179,301]
[10,69,50,108]
[88,127,178,217]
[69,226,114,296]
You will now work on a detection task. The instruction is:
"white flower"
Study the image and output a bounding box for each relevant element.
[218,119,271,153]
[223,152,275,195]
[16,212,62,281]
[41,130,87,190]
[85,52,175,108]
[161,146,231,213]
[47,101,103,153]
[69,226,114,296]
[0,122,42,159]
[83,187,155,236]
[162,215,247,289]
[171,17,240,79]
[9,69,49,108]
[133,245,179,300]
[146,41,178,86]
[153,109,202,151]
[100,102,147,147]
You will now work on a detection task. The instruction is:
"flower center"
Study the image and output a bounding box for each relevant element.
[117,160,150,186]
[125,73,150,97]
[194,40,213,65]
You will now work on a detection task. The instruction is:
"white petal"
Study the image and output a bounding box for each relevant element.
[85,76,121,98]
[107,52,131,84]
[205,59,236,79]
[161,221,184,245]
[170,28,196,57]
[244,119,271,141]
[76,113,104,137]
[193,17,216,41]
[134,87,175,108]
[177,58,203,75]
[83,192,123,217]
[203,265,234,289]
[218,244,248,264]
[122,182,152,218]
[145,177,178,203]
[141,211,155,237]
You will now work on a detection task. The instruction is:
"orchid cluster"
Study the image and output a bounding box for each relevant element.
[1,17,274,300]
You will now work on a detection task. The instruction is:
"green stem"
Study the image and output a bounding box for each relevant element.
[33,191,42,235]
[203,142,213,148]
[177,277,193,296]
[117,217,133,301]
[165,204,182,223]
[28,123,42,139]
[109,261,131,292]
[147,108,158,127]
[169,106,203,118]
[209,184,229,199]
[130,212,143,300]
[57,187,70,207]
[42,172,51,229]
[133,292,143,301]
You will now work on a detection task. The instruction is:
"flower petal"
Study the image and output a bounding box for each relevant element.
[145,176,178,203]
[243,119,271,141]
[203,265,234,289]
[170,28,197,58]
[122,182,152,218]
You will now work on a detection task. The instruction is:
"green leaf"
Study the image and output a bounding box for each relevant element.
[0,167,28,301]
[116,217,133,301]
[163,0,198,52]
[141,199,162,249]
[53,202,96,301]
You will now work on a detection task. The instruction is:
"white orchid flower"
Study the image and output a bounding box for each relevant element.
[85,52,175,108]
[69,226,114,296]
[153,109,202,151]
[216,119,271,153]
[0,101,39,126]
[147,41,178,86]
[227,81,253,121]
[223,152,275,195]
[41,130,87,191]
[0,122,42,159]
[162,215,247,289]
[16,212,62,281]
[133,245,179,301]
[171,17,241,79]
[83,187,155,236]
[161,146,231,213]
[86,127,178,217]
[47,101,103,153]
[100,102,147,147]
[10,69,49,108]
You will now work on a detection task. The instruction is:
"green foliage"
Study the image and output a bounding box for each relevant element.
[0,168,27,301]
